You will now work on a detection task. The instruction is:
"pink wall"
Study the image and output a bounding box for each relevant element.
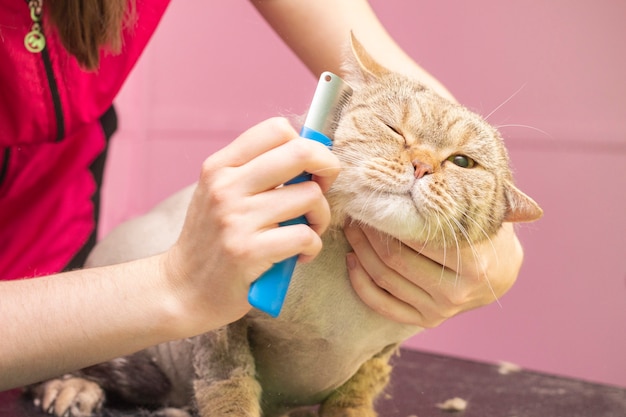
[101,1,626,387]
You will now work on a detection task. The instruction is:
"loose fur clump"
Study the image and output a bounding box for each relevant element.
[30,34,542,417]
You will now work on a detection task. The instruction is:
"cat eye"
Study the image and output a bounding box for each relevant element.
[447,155,476,169]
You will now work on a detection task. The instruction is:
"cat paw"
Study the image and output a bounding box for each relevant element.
[152,407,193,417]
[31,376,105,417]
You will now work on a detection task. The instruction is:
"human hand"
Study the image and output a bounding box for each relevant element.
[344,222,522,327]
[163,117,340,332]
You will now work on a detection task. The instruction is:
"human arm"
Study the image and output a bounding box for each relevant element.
[249,0,455,101]
[0,117,340,390]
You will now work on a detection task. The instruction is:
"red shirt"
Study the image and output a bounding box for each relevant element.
[0,0,170,280]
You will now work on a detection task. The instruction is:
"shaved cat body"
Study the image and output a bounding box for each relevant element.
[31,34,542,417]
[78,184,415,414]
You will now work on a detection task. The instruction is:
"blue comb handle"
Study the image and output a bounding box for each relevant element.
[247,126,332,317]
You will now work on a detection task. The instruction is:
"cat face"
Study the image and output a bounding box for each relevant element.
[326,34,542,246]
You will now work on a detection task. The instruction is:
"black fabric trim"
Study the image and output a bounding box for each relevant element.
[63,105,117,271]
[23,0,65,142]
[0,148,10,187]
[30,13,66,143]
[41,45,65,142]
[99,105,118,140]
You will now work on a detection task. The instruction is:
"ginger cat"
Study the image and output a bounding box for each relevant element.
[31,34,542,417]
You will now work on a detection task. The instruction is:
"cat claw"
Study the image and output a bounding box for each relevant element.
[152,407,193,417]
[31,376,105,417]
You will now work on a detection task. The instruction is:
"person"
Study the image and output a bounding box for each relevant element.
[0,0,523,391]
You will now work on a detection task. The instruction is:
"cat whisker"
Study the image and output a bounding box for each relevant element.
[413,217,435,257]
[331,150,363,166]
[494,123,553,139]
[414,202,460,286]
[424,202,504,307]
[446,216,465,286]
[356,183,386,223]
[438,210,463,286]
[420,219,434,251]
[430,209,451,286]
[458,210,501,274]
[449,207,503,308]
[448,214,479,283]
[483,83,527,121]
[310,167,344,177]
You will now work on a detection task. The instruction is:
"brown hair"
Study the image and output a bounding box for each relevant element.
[47,0,136,70]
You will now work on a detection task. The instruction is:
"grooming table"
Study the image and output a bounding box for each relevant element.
[2,349,625,416]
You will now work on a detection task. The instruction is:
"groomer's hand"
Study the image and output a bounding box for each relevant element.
[344,223,522,327]
[164,117,340,333]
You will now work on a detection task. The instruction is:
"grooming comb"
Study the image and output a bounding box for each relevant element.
[248,72,353,317]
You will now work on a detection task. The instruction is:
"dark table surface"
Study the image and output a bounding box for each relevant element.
[2,349,625,417]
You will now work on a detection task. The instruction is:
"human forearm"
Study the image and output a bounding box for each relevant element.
[250,0,456,101]
[0,255,183,390]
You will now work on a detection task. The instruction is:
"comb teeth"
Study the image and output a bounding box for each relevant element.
[303,72,353,140]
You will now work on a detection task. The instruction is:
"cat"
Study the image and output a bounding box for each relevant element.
[30,33,542,417]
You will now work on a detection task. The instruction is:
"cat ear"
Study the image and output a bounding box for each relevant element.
[503,182,544,223]
[348,31,390,80]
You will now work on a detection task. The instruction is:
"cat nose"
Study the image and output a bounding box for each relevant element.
[412,159,433,179]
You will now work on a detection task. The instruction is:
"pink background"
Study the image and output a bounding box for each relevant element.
[101,1,626,387]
